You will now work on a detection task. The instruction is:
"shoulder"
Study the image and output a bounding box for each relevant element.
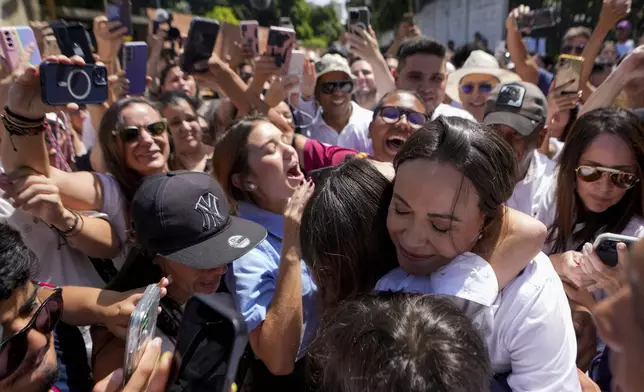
[352,102,374,123]
[230,239,280,271]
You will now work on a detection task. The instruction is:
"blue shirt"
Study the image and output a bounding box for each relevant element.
[224,202,318,361]
[538,68,553,96]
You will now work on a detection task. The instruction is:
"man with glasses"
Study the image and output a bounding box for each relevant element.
[298,53,373,153]
[483,81,556,218]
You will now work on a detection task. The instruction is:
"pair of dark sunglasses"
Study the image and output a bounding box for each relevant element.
[460,82,494,95]
[0,283,63,380]
[320,80,354,95]
[575,165,640,189]
[112,120,168,143]
[562,44,585,55]
[379,106,428,129]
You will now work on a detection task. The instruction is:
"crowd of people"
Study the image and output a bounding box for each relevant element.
[0,0,644,391]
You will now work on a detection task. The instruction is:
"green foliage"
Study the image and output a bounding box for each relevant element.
[206,6,241,25]
[346,0,412,33]
[300,37,328,49]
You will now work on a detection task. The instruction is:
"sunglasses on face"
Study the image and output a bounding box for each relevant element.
[562,44,585,55]
[0,283,63,381]
[575,165,640,189]
[320,80,354,95]
[112,120,168,143]
[379,106,428,129]
[460,82,494,95]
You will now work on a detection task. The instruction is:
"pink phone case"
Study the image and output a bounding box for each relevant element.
[0,26,42,73]
[267,27,296,76]
[239,21,259,56]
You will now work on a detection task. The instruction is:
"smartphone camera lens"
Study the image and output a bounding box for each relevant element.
[92,67,108,86]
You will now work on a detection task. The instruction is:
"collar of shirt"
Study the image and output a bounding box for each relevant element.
[237,202,284,240]
[309,101,373,145]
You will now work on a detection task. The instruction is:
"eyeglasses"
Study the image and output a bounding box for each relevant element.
[319,80,354,95]
[562,44,585,55]
[575,165,640,189]
[460,82,495,95]
[0,283,63,380]
[112,120,168,143]
[379,106,428,129]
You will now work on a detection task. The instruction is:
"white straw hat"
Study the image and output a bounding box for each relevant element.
[446,50,521,104]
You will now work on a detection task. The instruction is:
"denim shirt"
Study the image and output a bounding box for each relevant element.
[224,202,318,361]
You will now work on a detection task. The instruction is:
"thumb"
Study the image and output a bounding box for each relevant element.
[93,368,124,392]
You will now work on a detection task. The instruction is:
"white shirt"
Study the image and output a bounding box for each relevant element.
[432,103,476,122]
[296,100,373,153]
[0,173,128,287]
[81,114,97,150]
[507,150,557,218]
[376,252,580,392]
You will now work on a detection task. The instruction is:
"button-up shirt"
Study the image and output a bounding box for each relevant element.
[224,202,318,361]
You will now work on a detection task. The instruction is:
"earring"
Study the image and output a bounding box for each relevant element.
[478,233,483,240]
[247,183,257,191]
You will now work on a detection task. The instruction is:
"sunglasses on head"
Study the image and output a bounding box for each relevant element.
[320,80,354,95]
[575,165,640,189]
[112,120,168,143]
[460,82,494,95]
[562,44,585,55]
[0,283,63,381]
[379,106,428,129]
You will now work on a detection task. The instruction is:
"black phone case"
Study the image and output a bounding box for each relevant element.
[50,22,95,63]
[180,17,220,74]
[40,62,108,105]
[106,0,133,37]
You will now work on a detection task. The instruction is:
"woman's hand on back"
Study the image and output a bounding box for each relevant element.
[283,179,315,246]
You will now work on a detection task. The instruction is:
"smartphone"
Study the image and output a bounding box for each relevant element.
[347,7,370,32]
[517,8,556,31]
[166,294,248,392]
[402,12,414,25]
[287,49,305,93]
[106,0,133,39]
[124,285,162,385]
[0,26,42,73]
[593,233,640,268]
[266,26,296,74]
[239,21,259,56]
[122,42,148,96]
[181,17,220,74]
[40,62,108,105]
[554,54,584,94]
[50,22,95,63]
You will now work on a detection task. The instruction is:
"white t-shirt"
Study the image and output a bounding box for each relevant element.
[376,252,581,392]
[507,150,557,218]
[431,103,476,122]
[0,173,128,287]
[81,114,97,150]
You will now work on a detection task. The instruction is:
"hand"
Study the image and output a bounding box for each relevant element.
[396,22,421,41]
[599,0,631,26]
[254,54,280,79]
[0,170,69,227]
[192,54,228,88]
[577,368,601,392]
[548,80,582,110]
[551,251,593,289]
[109,71,130,102]
[103,278,170,339]
[506,5,531,33]
[264,75,300,108]
[94,16,128,68]
[617,45,644,81]
[346,25,381,62]
[283,179,315,243]
[228,41,255,70]
[579,242,627,294]
[29,21,53,53]
[300,59,316,100]
[570,302,597,371]
[563,281,597,310]
[92,338,172,392]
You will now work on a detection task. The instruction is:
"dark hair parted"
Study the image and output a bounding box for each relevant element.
[547,108,644,253]
[394,116,518,218]
[212,113,270,213]
[310,292,492,392]
[0,223,38,301]
[155,90,198,113]
[396,37,446,72]
[301,158,397,310]
[371,89,426,121]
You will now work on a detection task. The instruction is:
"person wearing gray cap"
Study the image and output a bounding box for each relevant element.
[483,81,557,218]
[298,53,374,154]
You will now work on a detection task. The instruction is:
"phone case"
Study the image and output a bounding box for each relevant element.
[554,54,584,94]
[168,294,248,392]
[106,0,133,37]
[593,233,639,268]
[181,17,221,74]
[124,285,162,384]
[239,21,259,56]
[122,42,148,96]
[0,26,42,73]
[40,62,108,105]
[51,22,95,63]
[347,7,370,31]
[287,49,305,93]
[267,27,296,76]
[517,8,556,31]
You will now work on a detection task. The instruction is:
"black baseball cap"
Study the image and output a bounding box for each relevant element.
[483,81,548,136]
[131,171,267,269]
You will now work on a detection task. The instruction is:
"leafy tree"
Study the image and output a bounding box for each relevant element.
[206,5,241,24]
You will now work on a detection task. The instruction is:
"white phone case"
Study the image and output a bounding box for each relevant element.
[287,49,306,94]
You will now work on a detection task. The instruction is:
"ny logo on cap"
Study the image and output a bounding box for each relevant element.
[195,193,225,230]
[497,85,526,108]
